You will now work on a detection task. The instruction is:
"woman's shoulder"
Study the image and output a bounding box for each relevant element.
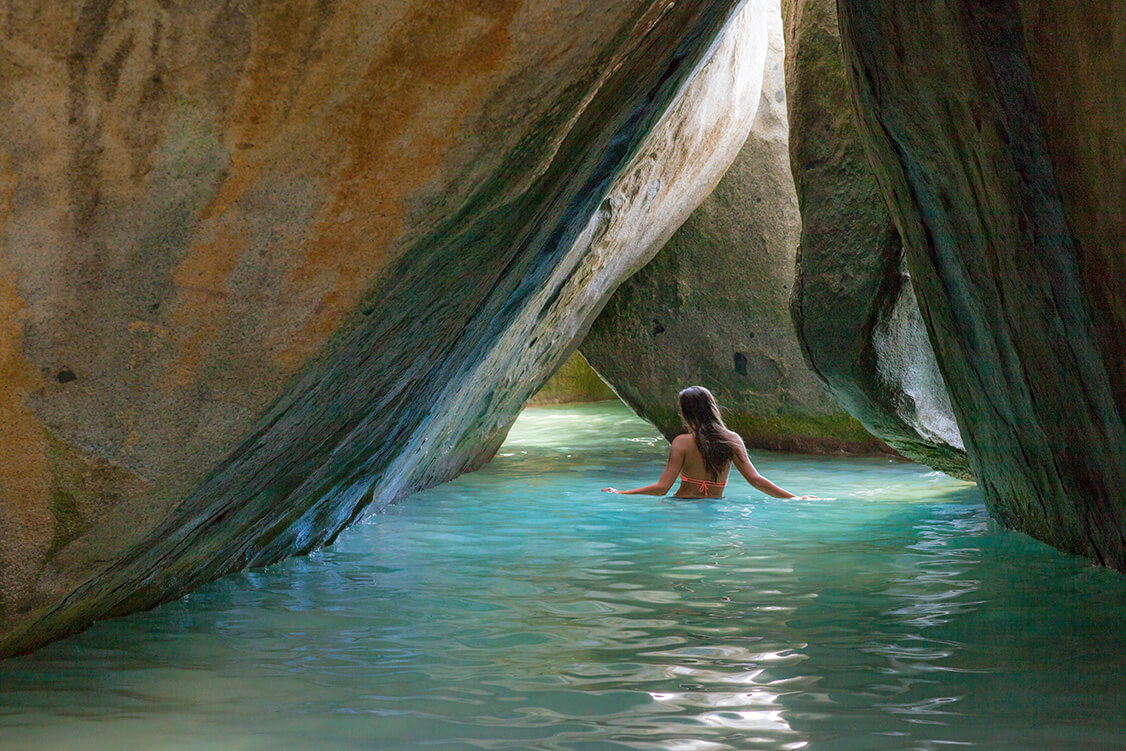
[718,427,747,450]
[671,433,695,447]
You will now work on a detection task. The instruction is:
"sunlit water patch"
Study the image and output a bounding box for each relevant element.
[3,402,1126,750]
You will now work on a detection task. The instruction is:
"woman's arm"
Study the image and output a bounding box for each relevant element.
[730,436,804,499]
[603,436,688,495]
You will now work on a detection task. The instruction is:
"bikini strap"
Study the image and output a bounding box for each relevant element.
[680,474,725,488]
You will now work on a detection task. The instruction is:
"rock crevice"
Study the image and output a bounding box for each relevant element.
[583,1,885,455]
[781,0,970,477]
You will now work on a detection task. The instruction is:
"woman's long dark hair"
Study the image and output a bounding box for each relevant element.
[678,386,739,480]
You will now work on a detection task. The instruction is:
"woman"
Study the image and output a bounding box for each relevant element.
[602,386,814,499]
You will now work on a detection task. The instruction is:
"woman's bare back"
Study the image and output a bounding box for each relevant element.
[672,433,730,498]
[601,388,810,498]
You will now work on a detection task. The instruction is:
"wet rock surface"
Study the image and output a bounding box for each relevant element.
[837,0,1126,564]
[583,7,884,454]
[0,0,760,656]
[780,0,970,476]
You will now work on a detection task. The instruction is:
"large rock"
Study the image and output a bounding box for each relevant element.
[0,0,766,656]
[781,0,971,476]
[583,4,883,454]
[528,353,615,406]
[837,0,1126,564]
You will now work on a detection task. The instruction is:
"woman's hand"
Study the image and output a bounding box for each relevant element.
[602,487,623,494]
[793,494,819,500]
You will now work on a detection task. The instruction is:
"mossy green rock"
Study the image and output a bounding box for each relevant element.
[781,0,971,476]
[584,6,885,455]
[529,353,615,406]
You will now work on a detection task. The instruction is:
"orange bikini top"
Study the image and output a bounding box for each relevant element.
[679,474,727,492]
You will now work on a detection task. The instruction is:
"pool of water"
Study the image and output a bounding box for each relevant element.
[3,401,1126,750]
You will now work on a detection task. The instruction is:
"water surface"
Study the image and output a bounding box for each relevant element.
[3,402,1126,750]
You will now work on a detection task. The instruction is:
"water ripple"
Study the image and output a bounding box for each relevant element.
[3,404,1126,750]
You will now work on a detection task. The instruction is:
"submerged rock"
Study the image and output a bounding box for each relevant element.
[0,0,766,656]
[583,5,884,454]
[837,0,1126,565]
[780,0,970,476]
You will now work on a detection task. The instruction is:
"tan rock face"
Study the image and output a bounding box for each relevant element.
[0,0,749,655]
[837,0,1126,564]
[583,3,884,454]
[780,0,970,476]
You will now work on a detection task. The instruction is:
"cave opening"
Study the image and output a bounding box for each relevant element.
[2,0,1124,746]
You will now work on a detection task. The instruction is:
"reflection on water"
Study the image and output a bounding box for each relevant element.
[3,402,1126,750]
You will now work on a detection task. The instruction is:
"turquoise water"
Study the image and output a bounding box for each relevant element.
[3,401,1126,750]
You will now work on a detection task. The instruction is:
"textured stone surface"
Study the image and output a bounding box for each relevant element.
[583,6,883,454]
[0,0,764,656]
[528,352,615,406]
[781,0,971,475]
[837,0,1126,564]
